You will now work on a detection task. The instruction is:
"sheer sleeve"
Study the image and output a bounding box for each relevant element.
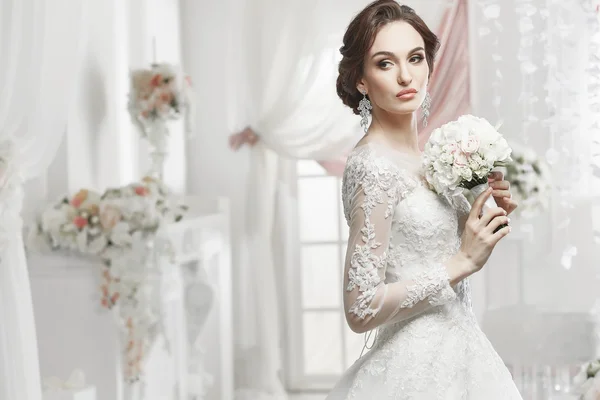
[342,152,458,334]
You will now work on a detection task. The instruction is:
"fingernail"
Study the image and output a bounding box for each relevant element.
[507,217,511,223]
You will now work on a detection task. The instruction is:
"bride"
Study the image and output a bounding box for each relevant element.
[327,1,522,399]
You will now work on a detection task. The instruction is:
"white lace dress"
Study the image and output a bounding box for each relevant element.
[326,143,522,400]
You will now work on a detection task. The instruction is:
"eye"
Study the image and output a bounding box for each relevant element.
[378,60,393,69]
[410,54,425,63]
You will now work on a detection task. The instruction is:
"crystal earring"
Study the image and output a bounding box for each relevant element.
[358,91,372,133]
[421,92,431,127]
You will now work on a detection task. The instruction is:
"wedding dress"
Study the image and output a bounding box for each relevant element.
[326,142,522,400]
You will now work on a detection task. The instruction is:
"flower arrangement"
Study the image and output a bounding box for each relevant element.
[504,142,552,219]
[128,63,194,178]
[128,63,193,135]
[574,359,600,399]
[27,176,187,381]
[422,115,512,229]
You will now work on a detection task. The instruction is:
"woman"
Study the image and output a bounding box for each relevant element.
[327,1,522,399]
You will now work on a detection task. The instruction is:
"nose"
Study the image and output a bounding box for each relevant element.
[397,64,412,86]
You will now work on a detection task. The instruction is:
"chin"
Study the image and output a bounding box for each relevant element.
[384,104,419,115]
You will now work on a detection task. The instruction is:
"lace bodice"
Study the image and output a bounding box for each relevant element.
[328,142,522,399]
[341,142,473,333]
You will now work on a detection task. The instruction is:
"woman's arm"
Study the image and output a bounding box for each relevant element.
[343,182,474,333]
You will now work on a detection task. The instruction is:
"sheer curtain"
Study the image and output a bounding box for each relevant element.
[0,2,87,399]
[228,0,361,398]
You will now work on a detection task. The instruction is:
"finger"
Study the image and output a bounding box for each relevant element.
[492,189,511,198]
[470,187,493,220]
[490,225,511,245]
[505,199,519,215]
[479,206,507,226]
[485,214,510,234]
[489,180,510,190]
[488,171,504,182]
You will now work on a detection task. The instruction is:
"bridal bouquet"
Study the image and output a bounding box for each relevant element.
[574,359,600,399]
[504,142,551,219]
[423,115,512,224]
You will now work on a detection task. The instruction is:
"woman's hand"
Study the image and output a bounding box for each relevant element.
[488,171,518,215]
[458,186,511,273]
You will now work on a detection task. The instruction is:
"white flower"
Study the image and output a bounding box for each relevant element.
[110,222,133,246]
[88,235,108,254]
[460,133,480,154]
[41,208,67,234]
[423,114,512,196]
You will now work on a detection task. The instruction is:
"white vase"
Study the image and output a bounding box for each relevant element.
[143,121,169,180]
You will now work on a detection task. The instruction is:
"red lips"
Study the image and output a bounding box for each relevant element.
[396,88,417,97]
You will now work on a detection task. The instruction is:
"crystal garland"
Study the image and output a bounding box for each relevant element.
[512,0,544,242]
[476,0,503,123]
[540,0,598,269]
[515,0,539,147]
[581,0,600,248]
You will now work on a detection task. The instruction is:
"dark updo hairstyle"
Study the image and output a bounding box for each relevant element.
[336,1,440,115]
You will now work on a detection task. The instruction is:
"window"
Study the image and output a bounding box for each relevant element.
[285,160,363,390]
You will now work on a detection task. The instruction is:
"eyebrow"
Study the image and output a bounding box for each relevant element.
[371,47,425,59]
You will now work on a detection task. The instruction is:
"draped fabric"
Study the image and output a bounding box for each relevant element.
[228,0,362,397]
[0,2,87,399]
[227,1,467,397]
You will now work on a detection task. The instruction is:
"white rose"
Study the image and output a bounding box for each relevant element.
[457,166,473,181]
[110,222,133,246]
[460,133,480,154]
[41,208,67,233]
[88,235,108,254]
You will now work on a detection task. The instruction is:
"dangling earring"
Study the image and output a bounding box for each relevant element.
[421,92,431,127]
[358,90,372,133]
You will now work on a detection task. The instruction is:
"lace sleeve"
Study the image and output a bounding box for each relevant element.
[342,153,457,333]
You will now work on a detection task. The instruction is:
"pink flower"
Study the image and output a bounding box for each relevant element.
[70,189,89,208]
[134,186,148,196]
[445,143,459,154]
[99,204,122,230]
[150,74,162,87]
[460,135,480,154]
[73,216,88,229]
[454,152,469,166]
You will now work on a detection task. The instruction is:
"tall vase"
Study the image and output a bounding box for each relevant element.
[144,121,169,180]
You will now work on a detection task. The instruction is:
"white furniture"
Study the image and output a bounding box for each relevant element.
[29,197,233,400]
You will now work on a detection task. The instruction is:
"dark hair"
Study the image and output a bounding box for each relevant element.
[336,1,440,114]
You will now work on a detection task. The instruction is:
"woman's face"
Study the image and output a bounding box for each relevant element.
[357,21,430,116]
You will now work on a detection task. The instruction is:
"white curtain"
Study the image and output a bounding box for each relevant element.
[228,0,363,397]
[0,2,87,399]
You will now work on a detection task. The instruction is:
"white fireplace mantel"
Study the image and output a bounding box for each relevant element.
[28,197,233,400]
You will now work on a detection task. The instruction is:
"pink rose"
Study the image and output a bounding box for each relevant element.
[454,152,468,166]
[99,205,122,230]
[134,186,148,196]
[460,135,480,154]
[73,216,88,229]
[70,189,89,208]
